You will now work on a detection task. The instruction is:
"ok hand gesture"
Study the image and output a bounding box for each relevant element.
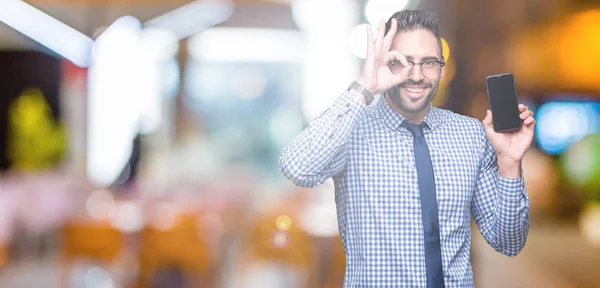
[358,19,411,95]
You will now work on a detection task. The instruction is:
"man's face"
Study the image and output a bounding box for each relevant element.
[387,28,444,114]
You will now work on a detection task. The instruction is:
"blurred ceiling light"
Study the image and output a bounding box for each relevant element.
[88,16,178,186]
[0,0,93,67]
[87,16,142,186]
[145,0,233,40]
[292,0,360,121]
[137,27,179,62]
[188,28,304,63]
[95,15,141,45]
[302,43,359,120]
[364,0,410,26]
[91,15,142,64]
[291,0,357,32]
[135,28,178,135]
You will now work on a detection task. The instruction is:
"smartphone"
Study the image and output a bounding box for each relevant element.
[485,73,522,133]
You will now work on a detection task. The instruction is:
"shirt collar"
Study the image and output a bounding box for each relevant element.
[376,95,443,132]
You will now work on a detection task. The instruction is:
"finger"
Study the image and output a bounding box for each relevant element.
[366,25,374,60]
[482,109,494,131]
[397,52,410,67]
[520,110,533,120]
[374,19,385,62]
[382,18,397,53]
[386,51,411,79]
[524,116,536,125]
[518,104,528,113]
[386,50,410,67]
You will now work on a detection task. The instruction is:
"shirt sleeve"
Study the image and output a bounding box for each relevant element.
[279,90,367,188]
[471,125,531,256]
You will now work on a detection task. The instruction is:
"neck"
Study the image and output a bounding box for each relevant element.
[384,95,430,124]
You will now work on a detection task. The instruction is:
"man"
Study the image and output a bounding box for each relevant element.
[279,10,534,288]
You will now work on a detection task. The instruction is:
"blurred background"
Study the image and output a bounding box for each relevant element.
[0,0,599,287]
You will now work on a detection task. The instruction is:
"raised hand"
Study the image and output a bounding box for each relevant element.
[482,104,536,163]
[358,18,411,95]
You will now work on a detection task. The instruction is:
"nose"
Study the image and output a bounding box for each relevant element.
[409,65,424,82]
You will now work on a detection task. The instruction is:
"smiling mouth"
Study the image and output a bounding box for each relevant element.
[405,87,426,93]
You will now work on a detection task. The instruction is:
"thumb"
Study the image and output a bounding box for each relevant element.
[482,109,494,132]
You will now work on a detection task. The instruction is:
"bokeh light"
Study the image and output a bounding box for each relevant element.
[109,201,143,233]
[275,215,292,231]
[555,10,600,91]
[148,202,179,231]
[232,67,267,100]
[432,38,454,107]
[84,266,114,288]
[364,0,410,26]
[580,201,600,248]
[441,38,450,60]
[347,24,373,59]
[85,189,116,220]
[271,230,290,249]
[561,134,600,199]
[536,102,600,155]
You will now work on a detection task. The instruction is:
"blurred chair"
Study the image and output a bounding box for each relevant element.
[136,212,214,288]
[235,212,319,288]
[59,220,124,287]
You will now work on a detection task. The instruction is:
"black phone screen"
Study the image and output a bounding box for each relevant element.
[485,73,522,132]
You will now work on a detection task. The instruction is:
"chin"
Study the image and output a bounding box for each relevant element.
[398,95,430,113]
[387,86,437,114]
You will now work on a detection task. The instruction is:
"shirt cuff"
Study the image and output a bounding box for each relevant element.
[330,90,367,116]
[497,174,526,200]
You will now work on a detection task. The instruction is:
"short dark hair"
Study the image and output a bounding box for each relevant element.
[385,10,443,59]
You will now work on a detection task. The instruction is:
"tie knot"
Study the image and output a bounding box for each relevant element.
[402,121,424,138]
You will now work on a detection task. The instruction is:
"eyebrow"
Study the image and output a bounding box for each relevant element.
[406,55,442,62]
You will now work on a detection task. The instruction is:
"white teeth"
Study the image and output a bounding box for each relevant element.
[406,87,425,93]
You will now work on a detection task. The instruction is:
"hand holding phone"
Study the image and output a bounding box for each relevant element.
[485,73,522,133]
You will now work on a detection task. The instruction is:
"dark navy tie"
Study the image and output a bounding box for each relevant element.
[402,121,445,288]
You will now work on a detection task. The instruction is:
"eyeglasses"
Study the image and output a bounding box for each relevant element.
[388,59,445,74]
